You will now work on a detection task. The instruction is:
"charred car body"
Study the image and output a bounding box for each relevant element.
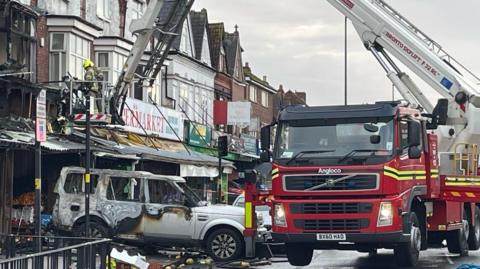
[52,167,255,261]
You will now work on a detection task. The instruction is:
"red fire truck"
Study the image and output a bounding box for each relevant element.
[257,0,480,267]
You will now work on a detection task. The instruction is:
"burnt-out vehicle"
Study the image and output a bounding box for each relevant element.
[52,167,251,261]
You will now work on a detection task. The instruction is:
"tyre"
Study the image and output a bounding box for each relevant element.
[394,212,421,267]
[285,243,314,266]
[468,207,480,250]
[205,228,244,262]
[72,221,111,239]
[447,218,469,256]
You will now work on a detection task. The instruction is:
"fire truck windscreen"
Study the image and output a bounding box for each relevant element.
[273,118,395,166]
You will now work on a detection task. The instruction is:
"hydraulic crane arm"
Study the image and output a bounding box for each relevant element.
[327,0,480,117]
[110,0,194,124]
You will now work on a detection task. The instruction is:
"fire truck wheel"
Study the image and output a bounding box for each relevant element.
[285,243,313,266]
[447,218,469,256]
[394,212,421,267]
[468,207,480,250]
[205,228,244,262]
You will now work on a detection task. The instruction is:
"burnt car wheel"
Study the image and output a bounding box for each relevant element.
[73,222,111,239]
[205,228,244,262]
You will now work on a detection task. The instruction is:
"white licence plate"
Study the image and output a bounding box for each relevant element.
[316,233,346,241]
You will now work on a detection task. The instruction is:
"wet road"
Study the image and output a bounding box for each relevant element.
[263,249,480,269]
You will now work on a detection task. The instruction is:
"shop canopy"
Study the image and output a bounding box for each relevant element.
[75,128,235,177]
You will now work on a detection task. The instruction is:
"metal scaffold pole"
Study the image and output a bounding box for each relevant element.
[85,92,91,269]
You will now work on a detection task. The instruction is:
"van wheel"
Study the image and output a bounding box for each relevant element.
[394,212,421,267]
[286,243,314,266]
[205,228,244,262]
[468,207,480,250]
[73,222,110,239]
[447,218,469,256]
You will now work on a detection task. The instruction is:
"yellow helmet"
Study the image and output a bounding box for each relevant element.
[82,59,94,69]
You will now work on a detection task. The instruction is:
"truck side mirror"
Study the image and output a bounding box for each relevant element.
[260,151,271,162]
[408,146,422,159]
[408,121,421,147]
[242,170,257,184]
[260,126,271,151]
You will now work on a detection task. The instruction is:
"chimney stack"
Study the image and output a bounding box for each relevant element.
[263,75,267,82]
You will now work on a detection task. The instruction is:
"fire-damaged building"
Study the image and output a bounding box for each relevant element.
[0,0,39,235]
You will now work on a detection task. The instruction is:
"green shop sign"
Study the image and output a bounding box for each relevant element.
[188,122,212,147]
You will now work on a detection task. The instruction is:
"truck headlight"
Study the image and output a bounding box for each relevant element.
[377,202,393,227]
[256,212,264,227]
[274,204,287,227]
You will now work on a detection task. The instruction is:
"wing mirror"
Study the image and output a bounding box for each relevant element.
[408,146,422,159]
[408,121,421,147]
[260,126,271,150]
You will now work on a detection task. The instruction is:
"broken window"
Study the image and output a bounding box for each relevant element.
[64,173,98,194]
[148,180,184,205]
[0,5,37,82]
[107,177,142,202]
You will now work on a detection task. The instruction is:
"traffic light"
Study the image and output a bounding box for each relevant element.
[218,136,228,157]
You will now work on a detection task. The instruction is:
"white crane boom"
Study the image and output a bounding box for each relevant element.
[110,0,194,124]
[326,0,480,151]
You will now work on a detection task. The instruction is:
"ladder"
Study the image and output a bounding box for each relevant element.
[373,0,480,84]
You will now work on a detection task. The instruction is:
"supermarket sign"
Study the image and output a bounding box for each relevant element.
[121,97,184,141]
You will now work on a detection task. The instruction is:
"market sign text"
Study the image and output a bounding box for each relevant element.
[122,97,184,141]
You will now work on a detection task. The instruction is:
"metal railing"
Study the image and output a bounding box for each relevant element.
[0,234,111,269]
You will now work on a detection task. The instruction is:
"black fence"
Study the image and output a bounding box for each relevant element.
[0,234,111,269]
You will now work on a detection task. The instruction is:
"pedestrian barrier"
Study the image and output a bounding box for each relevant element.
[0,234,111,269]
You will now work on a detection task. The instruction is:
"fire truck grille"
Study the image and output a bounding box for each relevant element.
[290,202,373,214]
[294,219,369,231]
[284,174,377,191]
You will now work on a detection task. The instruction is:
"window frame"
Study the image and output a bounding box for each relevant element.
[106,176,143,202]
[97,0,110,21]
[261,90,269,107]
[249,85,257,102]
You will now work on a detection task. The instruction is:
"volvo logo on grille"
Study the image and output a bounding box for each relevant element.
[325,178,336,187]
[318,168,342,175]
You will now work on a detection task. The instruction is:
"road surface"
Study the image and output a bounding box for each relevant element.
[264,249,480,269]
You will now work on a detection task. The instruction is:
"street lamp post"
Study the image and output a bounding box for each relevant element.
[344,16,348,106]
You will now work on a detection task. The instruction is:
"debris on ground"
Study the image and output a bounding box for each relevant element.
[110,247,149,269]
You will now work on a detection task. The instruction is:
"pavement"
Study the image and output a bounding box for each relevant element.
[142,245,480,269]
[263,249,480,269]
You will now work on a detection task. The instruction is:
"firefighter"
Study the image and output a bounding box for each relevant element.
[82,59,104,112]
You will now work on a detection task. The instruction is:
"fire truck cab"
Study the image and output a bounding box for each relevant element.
[260,102,480,267]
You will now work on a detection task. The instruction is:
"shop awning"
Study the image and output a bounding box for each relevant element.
[79,128,235,169]
[115,143,235,168]
[0,130,96,153]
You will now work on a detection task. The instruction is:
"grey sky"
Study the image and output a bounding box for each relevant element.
[193,0,480,106]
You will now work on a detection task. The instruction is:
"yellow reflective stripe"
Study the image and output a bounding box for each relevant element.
[35,178,41,190]
[272,168,279,174]
[384,166,426,175]
[245,202,253,228]
[451,192,461,197]
[384,171,399,180]
[272,174,280,180]
[446,182,480,186]
[466,192,476,198]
